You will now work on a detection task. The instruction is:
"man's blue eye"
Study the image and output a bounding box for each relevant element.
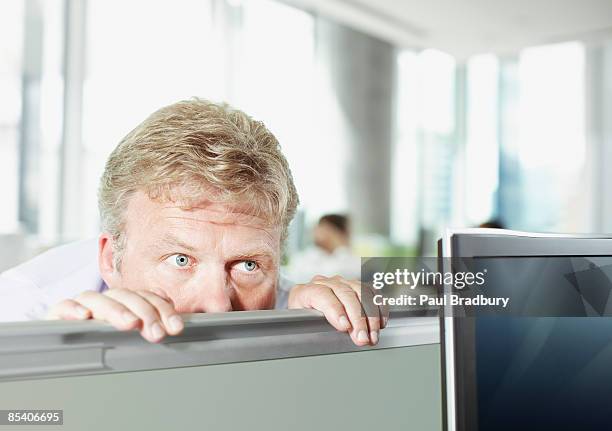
[174,254,190,267]
[237,260,258,272]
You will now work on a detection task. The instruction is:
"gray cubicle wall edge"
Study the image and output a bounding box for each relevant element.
[0,309,439,382]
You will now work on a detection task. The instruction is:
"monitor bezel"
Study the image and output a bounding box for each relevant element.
[439,229,612,431]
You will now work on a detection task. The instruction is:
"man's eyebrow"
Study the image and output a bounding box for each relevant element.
[155,234,199,253]
[229,247,275,261]
[154,235,275,260]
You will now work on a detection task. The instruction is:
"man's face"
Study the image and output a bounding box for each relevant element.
[102,190,281,313]
[313,221,339,253]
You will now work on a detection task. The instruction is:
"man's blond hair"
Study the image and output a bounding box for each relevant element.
[98,98,299,267]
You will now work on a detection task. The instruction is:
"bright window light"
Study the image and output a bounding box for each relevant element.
[516,41,586,231]
[0,0,24,233]
[417,49,455,135]
[391,50,419,245]
[466,53,500,224]
[518,42,585,171]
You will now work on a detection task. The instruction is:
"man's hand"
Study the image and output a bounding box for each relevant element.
[288,275,389,346]
[46,289,184,343]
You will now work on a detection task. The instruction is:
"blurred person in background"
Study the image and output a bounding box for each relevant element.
[478,219,505,229]
[285,214,361,284]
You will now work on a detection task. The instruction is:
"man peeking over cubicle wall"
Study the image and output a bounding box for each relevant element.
[0,99,387,346]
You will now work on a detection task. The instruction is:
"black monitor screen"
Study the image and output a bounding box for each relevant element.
[451,253,612,431]
[476,316,612,430]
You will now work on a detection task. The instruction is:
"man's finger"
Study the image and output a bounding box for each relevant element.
[289,284,352,333]
[314,280,371,346]
[380,301,390,328]
[103,289,167,342]
[46,299,92,320]
[138,291,184,335]
[347,280,382,344]
[74,290,140,332]
[313,278,381,345]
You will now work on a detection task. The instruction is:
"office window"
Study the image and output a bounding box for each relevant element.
[391,50,419,246]
[0,1,24,233]
[0,0,64,262]
[516,42,586,231]
[390,49,456,254]
[417,49,456,252]
[37,0,65,243]
[418,49,455,136]
[465,54,500,225]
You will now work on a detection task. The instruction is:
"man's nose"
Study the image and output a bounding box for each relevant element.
[190,270,233,313]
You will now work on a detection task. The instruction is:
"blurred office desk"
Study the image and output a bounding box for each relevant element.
[0,310,441,431]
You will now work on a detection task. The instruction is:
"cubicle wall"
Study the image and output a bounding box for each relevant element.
[0,310,441,431]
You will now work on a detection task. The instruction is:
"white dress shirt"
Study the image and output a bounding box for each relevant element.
[0,239,292,322]
[283,245,361,285]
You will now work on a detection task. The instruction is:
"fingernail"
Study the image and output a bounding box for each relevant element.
[75,305,89,318]
[151,322,165,340]
[169,315,183,333]
[357,330,369,343]
[339,315,351,330]
[370,331,379,345]
[123,312,138,324]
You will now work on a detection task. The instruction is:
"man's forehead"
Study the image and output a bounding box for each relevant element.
[128,190,277,231]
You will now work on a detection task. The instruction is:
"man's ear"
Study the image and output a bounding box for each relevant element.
[98,233,121,289]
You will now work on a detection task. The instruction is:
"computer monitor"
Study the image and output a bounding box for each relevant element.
[439,229,612,431]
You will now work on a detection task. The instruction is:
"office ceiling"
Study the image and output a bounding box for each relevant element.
[283,0,612,58]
